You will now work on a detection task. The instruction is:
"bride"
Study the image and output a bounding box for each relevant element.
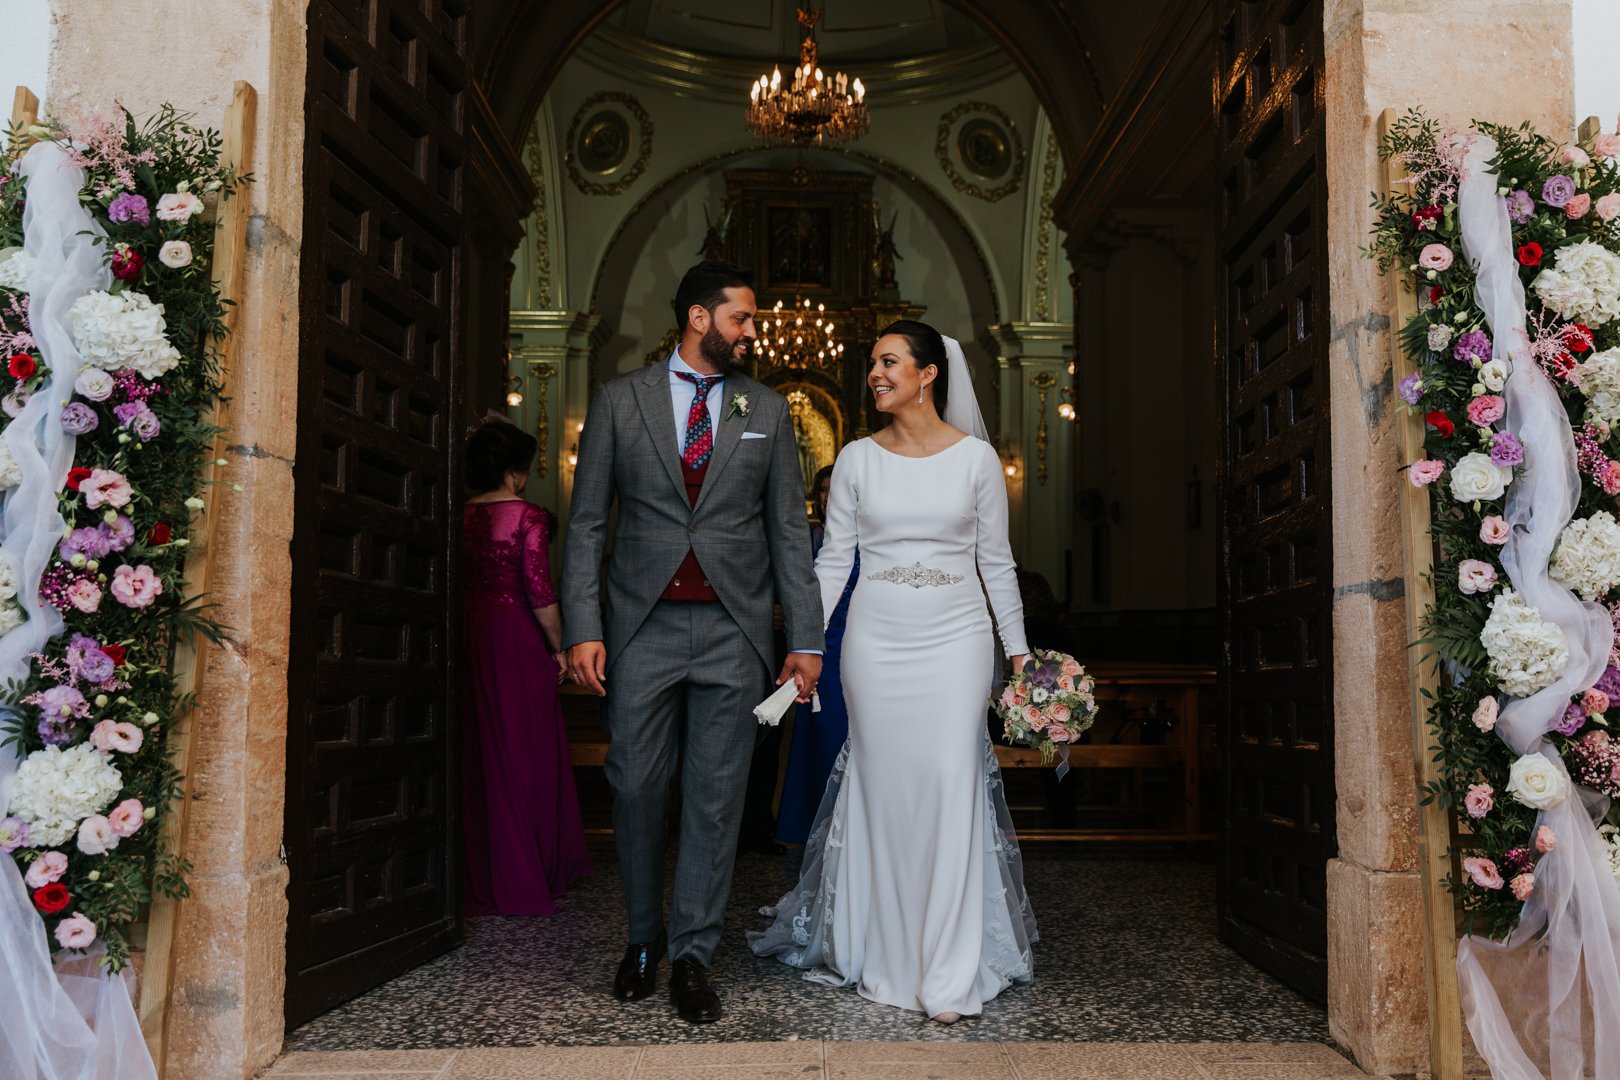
[749,320,1037,1022]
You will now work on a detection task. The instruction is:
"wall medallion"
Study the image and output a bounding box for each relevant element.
[935,102,1025,202]
[565,92,654,196]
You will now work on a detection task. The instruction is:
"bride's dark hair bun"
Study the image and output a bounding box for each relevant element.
[466,420,537,493]
[878,319,949,413]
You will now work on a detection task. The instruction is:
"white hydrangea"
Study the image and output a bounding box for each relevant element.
[1578,348,1620,426]
[0,603,24,637]
[67,290,182,380]
[1600,825,1620,887]
[1481,588,1571,698]
[0,438,20,490]
[0,554,16,604]
[6,743,124,848]
[1532,240,1620,326]
[1550,511,1620,600]
[0,247,34,292]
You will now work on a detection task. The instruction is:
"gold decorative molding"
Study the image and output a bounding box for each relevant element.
[531,364,559,476]
[1033,131,1059,321]
[564,91,654,196]
[1030,371,1057,486]
[935,101,1025,203]
[525,131,553,305]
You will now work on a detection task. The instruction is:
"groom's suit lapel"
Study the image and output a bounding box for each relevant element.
[693,374,751,514]
[633,363,688,504]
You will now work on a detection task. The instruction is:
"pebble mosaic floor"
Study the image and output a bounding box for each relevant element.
[284,843,1333,1052]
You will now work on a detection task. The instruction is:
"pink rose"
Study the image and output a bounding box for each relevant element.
[1060,658,1081,677]
[110,564,162,609]
[1560,144,1591,167]
[1603,461,1620,497]
[1047,723,1071,743]
[1535,825,1558,853]
[66,579,101,614]
[1472,696,1499,732]
[1057,675,1074,691]
[1586,688,1611,716]
[998,686,1016,709]
[1597,193,1620,223]
[1479,515,1511,545]
[24,850,68,888]
[76,815,117,856]
[1566,193,1592,220]
[80,469,131,510]
[1462,856,1505,890]
[54,913,97,950]
[1594,133,1620,160]
[1457,559,1498,595]
[1510,872,1535,902]
[1022,704,1041,725]
[1012,689,1028,707]
[155,191,203,222]
[1466,395,1505,426]
[1049,703,1071,726]
[1464,783,1494,819]
[1419,243,1454,271]
[107,799,144,838]
[1410,459,1444,486]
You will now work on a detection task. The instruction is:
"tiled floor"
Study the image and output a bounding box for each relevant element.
[285,844,1331,1051]
[265,1041,1384,1079]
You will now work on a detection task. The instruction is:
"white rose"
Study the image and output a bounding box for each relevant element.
[1449,452,1514,503]
[1479,360,1510,392]
[158,240,192,269]
[1507,753,1569,810]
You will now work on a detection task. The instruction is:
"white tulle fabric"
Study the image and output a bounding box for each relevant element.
[0,144,157,1080]
[940,335,990,443]
[1453,136,1620,1080]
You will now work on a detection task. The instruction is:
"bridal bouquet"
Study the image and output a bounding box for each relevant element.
[994,650,1096,764]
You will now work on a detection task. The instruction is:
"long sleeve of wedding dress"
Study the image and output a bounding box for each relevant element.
[813,444,859,629]
[973,445,1029,658]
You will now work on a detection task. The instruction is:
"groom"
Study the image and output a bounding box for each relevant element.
[561,260,824,1022]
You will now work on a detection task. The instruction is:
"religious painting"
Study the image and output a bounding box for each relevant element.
[767,205,833,290]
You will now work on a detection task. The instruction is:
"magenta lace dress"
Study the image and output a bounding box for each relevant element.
[462,500,593,915]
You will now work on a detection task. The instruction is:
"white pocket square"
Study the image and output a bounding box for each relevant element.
[740,432,767,440]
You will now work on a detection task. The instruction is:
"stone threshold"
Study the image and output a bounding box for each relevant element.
[263,1040,1399,1078]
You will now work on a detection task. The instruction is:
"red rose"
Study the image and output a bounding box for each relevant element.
[32,883,70,915]
[110,246,143,283]
[1517,242,1543,267]
[7,353,34,379]
[1565,324,1595,354]
[147,522,171,545]
[66,467,93,492]
[1425,410,1455,438]
[102,643,127,666]
[1429,286,1446,305]
[1411,205,1443,231]
[1552,351,1579,378]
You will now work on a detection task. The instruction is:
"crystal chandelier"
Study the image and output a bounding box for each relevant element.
[758,298,845,370]
[745,6,869,146]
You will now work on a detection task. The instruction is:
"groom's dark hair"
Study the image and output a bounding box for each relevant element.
[673,260,756,331]
[879,319,950,413]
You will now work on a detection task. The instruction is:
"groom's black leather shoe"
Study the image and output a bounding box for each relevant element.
[612,932,665,1002]
[670,958,722,1022]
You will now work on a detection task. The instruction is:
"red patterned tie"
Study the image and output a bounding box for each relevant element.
[675,371,719,468]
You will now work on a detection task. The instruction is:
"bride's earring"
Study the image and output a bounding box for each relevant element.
[917,385,925,405]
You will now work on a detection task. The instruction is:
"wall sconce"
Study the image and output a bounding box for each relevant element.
[1057,399,1076,422]
[566,421,583,469]
[997,440,1021,480]
[504,373,523,408]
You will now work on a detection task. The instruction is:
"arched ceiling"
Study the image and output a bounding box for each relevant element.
[600,0,989,62]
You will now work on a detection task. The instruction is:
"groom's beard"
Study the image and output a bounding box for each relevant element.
[700,323,751,373]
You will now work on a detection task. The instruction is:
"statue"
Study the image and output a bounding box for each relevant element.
[872,206,901,292]
[698,199,733,261]
[794,421,819,497]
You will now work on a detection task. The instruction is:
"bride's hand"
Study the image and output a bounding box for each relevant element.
[1008,653,1029,676]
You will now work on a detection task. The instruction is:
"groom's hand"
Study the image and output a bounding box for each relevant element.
[778,653,822,704]
[568,640,608,697]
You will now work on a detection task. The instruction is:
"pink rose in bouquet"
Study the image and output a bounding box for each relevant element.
[1464,783,1494,819]
[1566,193,1592,220]
[995,649,1097,765]
[1462,856,1504,890]
[1466,395,1505,426]
[1535,825,1557,853]
[1510,873,1535,901]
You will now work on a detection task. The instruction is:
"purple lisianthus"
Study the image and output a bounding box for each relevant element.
[67,633,115,684]
[1597,666,1620,701]
[101,514,134,553]
[0,816,27,854]
[1542,175,1576,208]
[37,715,77,746]
[1454,330,1493,367]
[37,685,86,726]
[1490,431,1525,467]
[106,192,150,226]
[60,403,99,436]
[1506,189,1536,224]
[112,401,143,425]
[59,526,113,562]
[1557,700,1588,735]
[1398,372,1423,405]
[130,407,159,441]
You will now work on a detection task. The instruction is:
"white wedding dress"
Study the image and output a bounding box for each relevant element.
[749,434,1037,1017]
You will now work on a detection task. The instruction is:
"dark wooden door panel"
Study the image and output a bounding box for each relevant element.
[1215,0,1334,1002]
[287,0,468,1028]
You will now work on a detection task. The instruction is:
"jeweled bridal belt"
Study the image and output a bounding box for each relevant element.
[866,561,965,588]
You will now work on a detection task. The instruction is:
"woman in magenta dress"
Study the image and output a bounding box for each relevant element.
[462,419,593,915]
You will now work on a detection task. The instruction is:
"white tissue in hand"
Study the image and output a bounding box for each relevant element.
[753,679,800,726]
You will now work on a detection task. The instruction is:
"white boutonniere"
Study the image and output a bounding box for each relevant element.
[728,392,750,419]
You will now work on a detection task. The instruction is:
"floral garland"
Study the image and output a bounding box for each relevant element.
[0,106,243,968]
[1367,110,1620,938]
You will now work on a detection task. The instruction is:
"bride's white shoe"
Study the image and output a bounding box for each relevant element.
[930,1011,962,1025]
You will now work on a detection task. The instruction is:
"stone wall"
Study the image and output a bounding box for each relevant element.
[1321,0,1573,1072]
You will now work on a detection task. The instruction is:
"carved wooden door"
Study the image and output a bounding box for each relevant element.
[286,0,468,1026]
[1214,0,1334,1001]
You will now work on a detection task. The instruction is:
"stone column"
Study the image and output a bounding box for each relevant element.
[508,310,607,544]
[1321,1,1573,1072]
[987,322,1075,601]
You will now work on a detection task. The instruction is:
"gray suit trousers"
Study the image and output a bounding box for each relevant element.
[604,599,772,966]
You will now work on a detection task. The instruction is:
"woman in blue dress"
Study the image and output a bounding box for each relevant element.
[776,466,856,845]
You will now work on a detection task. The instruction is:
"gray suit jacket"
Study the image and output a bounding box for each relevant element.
[560,361,824,668]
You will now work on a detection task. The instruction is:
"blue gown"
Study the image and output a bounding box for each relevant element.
[776,552,856,846]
